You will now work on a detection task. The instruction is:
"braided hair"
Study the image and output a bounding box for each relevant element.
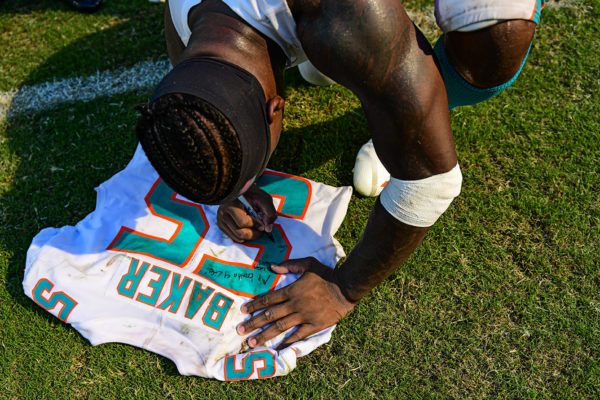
[135,93,242,204]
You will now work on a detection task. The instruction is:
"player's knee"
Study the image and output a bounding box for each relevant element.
[444,20,536,88]
[433,20,537,109]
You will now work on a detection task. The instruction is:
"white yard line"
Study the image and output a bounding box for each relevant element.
[0,7,441,122]
[0,59,172,121]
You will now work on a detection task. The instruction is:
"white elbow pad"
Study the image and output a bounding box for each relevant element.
[380,164,462,227]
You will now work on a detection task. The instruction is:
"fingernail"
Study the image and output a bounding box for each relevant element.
[257,225,264,231]
[265,225,272,233]
[248,337,257,347]
[237,325,245,334]
[241,305,248,313]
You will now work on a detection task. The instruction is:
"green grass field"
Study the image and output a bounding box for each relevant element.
[1,0,598,398]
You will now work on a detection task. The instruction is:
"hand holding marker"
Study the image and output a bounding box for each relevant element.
[238,195,275,242]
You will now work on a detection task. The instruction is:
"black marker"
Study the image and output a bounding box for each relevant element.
[238,195,275,242]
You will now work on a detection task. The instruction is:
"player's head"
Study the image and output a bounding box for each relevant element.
[136,57,277,205]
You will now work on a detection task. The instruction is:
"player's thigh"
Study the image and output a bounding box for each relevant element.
[291,0,418,96]
[291,0,457,178]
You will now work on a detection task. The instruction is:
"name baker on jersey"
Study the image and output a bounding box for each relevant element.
[117,256,235,331]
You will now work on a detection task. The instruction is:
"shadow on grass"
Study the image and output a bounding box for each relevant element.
[1,0,160,18]
[0,5,372,380]
[1,0,166,311]
[2,0,165,87]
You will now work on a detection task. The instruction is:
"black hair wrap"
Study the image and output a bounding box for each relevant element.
[143,56,271,204]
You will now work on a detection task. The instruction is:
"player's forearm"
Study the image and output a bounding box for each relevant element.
[334,199,429,303]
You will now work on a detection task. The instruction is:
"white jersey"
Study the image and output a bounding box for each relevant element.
[169,0,307,66]
[23,144,352,381]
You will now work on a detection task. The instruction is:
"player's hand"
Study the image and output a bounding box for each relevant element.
[236,257,356,349]
[217,184,277,243]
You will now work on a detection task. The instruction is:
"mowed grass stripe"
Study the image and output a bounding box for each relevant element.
[0,59,171,121]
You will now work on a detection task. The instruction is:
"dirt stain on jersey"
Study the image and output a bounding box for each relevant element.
[180,324,192,336]
[106,254,130,267]
[239,338,251,353]
[209,247,226,258]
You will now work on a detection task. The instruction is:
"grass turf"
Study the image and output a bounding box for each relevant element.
[1,0,599,398]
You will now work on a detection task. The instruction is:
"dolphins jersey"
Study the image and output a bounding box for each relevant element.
[23,144,352,380]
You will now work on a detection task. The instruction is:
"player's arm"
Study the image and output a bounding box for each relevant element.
[237,199,432,349]
[238,181,461,349]
[237,0,461,347]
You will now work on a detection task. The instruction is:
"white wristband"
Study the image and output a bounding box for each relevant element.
[380,163,462,227]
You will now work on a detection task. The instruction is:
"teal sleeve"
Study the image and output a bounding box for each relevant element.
[532,0,545,24]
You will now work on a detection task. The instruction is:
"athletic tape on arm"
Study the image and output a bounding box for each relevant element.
[379,164,462,227]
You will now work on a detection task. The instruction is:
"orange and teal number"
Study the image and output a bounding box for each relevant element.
[257,172,311,218]
[109,179,209,267]
[32,279,78,323]
[224,350,276,380]
[109,173,310,295]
